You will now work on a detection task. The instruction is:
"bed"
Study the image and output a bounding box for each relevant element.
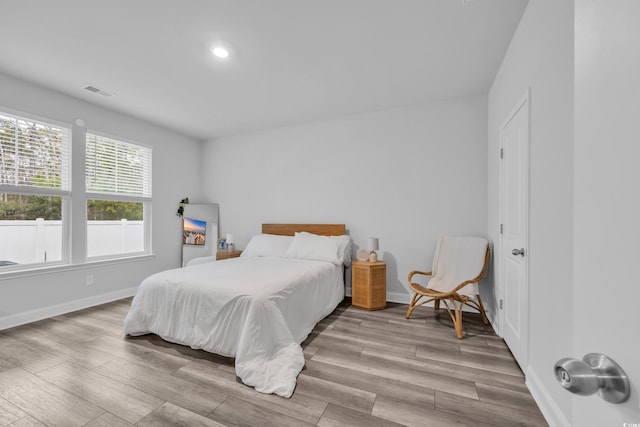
[123,224,349,398]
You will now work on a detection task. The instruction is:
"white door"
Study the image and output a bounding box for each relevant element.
[570,1,640,424]
[499,91,529,370]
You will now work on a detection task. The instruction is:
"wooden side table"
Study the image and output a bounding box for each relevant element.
[216,250,242,260]
[351,260,387,310]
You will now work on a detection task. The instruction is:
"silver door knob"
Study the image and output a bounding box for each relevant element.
[512,248,525,257]
[554,353,629,403]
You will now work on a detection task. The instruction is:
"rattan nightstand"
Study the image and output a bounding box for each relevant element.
[216,250,242,260]
[351,260,387,310]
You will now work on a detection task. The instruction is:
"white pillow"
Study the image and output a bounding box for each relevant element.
[241,234,293,258]
[285,232,351,266]
[333,234,352,267]
[296,231,352,266]
[185,255,217,267]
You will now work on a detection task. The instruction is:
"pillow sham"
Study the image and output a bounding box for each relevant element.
[296,231,352,266]
[285,232,352,266]
[332,234,353,267]
[241,234,294,258]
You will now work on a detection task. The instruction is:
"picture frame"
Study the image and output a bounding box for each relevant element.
[183,217,206,246]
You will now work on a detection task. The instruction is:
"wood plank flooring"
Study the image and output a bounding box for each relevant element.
[0,298,547,426]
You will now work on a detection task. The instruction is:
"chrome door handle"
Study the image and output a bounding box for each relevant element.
[512,248,525,257]
[554,353,630,403]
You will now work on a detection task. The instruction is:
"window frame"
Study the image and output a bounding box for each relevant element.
[84,130,152,261]
[0,107,72,271]
[0,107,154,278]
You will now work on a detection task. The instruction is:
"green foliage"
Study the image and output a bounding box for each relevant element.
[87,200,143,221]
[176,197,189,217]
[0,195,61,220]
[0,198,22,219]
[31,173,61,189]
[0,195,142,221]
[26,195,62,219]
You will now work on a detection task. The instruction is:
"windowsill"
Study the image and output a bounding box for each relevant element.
[0,253,156,281]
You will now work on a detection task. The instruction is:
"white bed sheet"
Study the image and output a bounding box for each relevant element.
[123,256,344,398]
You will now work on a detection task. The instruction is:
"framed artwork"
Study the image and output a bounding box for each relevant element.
[183,217,206,246]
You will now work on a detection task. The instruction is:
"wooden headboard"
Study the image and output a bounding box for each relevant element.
[262,224,346,236]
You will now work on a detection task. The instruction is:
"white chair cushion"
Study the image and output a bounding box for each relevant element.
[426,236,488,297]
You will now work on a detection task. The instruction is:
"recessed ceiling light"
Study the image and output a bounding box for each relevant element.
[212,47,229,59]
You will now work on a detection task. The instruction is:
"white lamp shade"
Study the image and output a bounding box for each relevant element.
[226,234,235,244]
[367,237,379,252]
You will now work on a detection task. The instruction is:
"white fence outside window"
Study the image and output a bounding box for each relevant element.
[0,219,144,264]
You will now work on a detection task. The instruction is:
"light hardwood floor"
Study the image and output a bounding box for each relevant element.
[0,298,547,426]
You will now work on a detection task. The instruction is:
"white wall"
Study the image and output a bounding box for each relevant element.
[0,72,203,328]
[202,95,488,302]
[488,0,574,425]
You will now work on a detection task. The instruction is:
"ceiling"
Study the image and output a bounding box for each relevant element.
[0,0,528,141]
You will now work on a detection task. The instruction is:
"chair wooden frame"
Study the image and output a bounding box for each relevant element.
[405,247,490,339]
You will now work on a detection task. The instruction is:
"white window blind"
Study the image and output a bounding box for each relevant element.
[0,112,70,193]
[86,133,151,198]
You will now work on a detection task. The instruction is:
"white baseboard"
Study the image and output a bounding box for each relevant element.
[0,287,138,331]
[346,290,413,304]
[386,291,489,315]
[526,367,571,427]
[386,291,412,304]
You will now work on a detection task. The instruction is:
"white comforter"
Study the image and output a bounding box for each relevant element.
[123,256,344,397]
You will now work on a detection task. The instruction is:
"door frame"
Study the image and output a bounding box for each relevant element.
[497,88,531,370]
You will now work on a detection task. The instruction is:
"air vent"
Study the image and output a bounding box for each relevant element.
[83,85,115,98]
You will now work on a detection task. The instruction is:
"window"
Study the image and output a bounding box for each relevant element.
[0,109,153,273]
[85,133,151,258]
[0,111,70,267]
